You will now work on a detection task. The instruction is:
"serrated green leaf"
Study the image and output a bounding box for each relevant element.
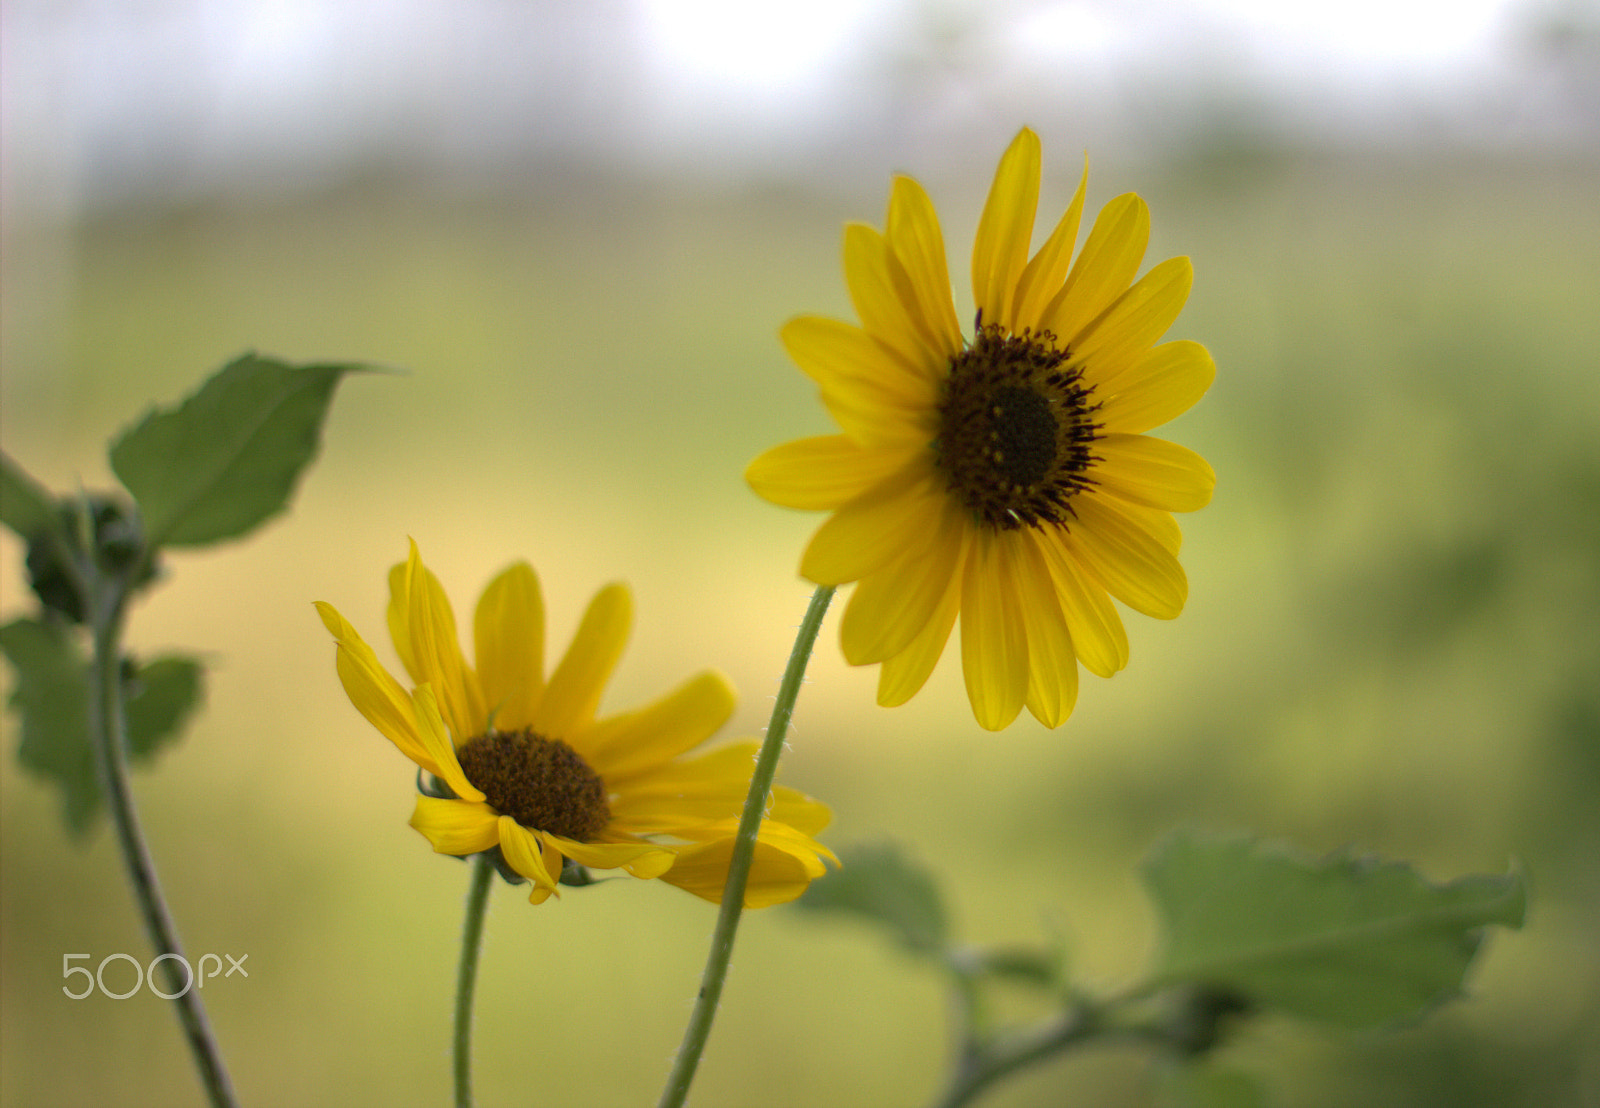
[1,618,98,837]
[1,452,62,540]
[108,354,361,547]
[1142,833,1526,1030]
[2,619,204,839]
[792,841,948,955]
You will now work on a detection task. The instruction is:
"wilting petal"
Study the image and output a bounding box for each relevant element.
[316,601,437,772]
[474,561,544,732]
[1094,340,1216,435]
[497,818,559,900]
[546,834,675,879]
[1092,434,1216,514]
[972,128,1041,329]
[410,686,485,803]
[397,541,485,742]
[532,583,631,738]
[410,796,500,855]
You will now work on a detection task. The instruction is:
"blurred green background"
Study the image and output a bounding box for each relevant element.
[3,3,1599,1106]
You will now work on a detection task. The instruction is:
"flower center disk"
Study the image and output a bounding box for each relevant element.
[455,730,610,841]
[935,325,1101,531]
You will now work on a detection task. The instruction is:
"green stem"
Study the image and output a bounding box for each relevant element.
[927,1004,1096,1108]
[655,584,836,1108]
[87,572,238,1108]
[454,853,495,1108]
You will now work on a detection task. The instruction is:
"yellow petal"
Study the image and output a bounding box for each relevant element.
[1072,256,1193,374]
[411,686,486,803]
[546,834,675,879]
[1031,528,1128,678]
[780,316,938,447]
[473,561,545,732]
[885,175,963,355]
[843,222,946,378]
[1064,491,1188,619]
[1041,193,1149,345]
[1092,434,1216,514]
[1094,340,1216,435]
[1011,152,1089,333]
[876,541,965,707]
[409,795,501,855]
[959,529,1029,730]
[315,601,438,773]
[839,493,964,665]
[398,541,484,742]
[746,436,920,512]
[1011,531,1079,728]
[799,459,943,585]
[972,128,1041,329]
[531,583,631,737]
[579,669,737,782]
[660,822,832,907]
[606,743,759,832]
[497,818,559,899]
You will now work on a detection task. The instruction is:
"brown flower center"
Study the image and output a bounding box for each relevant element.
[934,322,1101,530]
[454,730,610,841]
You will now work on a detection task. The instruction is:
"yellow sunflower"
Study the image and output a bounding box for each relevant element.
[315,541,835,906]
[747,128,1216,731]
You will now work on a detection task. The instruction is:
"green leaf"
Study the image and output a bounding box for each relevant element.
[1,619,204,839]
[1142,832,1526,1030]
[1,618,97,837]
[1156,1064,1268,1108]
[792,841,949,955]
[1,451,61,540]
[108,353,362,548]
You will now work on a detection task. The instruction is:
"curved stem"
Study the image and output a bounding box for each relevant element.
[656,584,836,1108]
[88,574,238,1108]
[454,853,495,1108]
[927,1004,1096,1108]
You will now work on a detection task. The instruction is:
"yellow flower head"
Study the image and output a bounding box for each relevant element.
[747,128,1216,730]
[316,541,835,905]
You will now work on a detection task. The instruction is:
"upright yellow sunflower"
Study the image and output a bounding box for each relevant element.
[316,541,835,905]
[747,128,1216,730]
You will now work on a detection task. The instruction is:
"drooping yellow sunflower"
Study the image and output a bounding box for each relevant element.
[316,541,835,906]
[747,128,1216,731]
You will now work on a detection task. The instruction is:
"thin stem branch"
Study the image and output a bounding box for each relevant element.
[655,584,836,1108]
[88,571,238,1108]
[926,1003,1097,1108]
[453,853,495,1108]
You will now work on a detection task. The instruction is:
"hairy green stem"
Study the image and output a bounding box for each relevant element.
[656,584,836,1108]
[88,571,238,1108]
[454,853,495,1108]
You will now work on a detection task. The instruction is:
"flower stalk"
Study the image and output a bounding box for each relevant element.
[656,584,836,1108]
[453,853,495,1108]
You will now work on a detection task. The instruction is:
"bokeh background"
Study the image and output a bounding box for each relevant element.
[3,1,1597,1105]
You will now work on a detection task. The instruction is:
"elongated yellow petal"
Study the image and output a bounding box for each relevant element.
[411,686,485,803]
[399,541,484,742]
[1011,531,1079,728]
[960,529,1028,730]
[877,538,965,706]
[497,818,559,900]
[1094,340,1216,435]
[799,459,943,584]
[1031,528,1128,678]
[1041,193,1149,345]
[660,822,833,907]
[886,175,963,356]
[843,223,946,379]
[1012,152,1089,333]
[531,583,631,737]
[474,561,544,732]
[839,493,964,664]
[1064,492,1188,619]
[972,128,1041,329]
[1092,434,1216,514]
[1072,256,1193,375]
[409,796,500,855]
[746,435,920,511]
[316,601,437,772]
[546,833,675,878]
[781,316,939,446]
[578,669,737,782]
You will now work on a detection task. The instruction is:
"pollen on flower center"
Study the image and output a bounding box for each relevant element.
[934,322,1101,530]
[454,730,610,841]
